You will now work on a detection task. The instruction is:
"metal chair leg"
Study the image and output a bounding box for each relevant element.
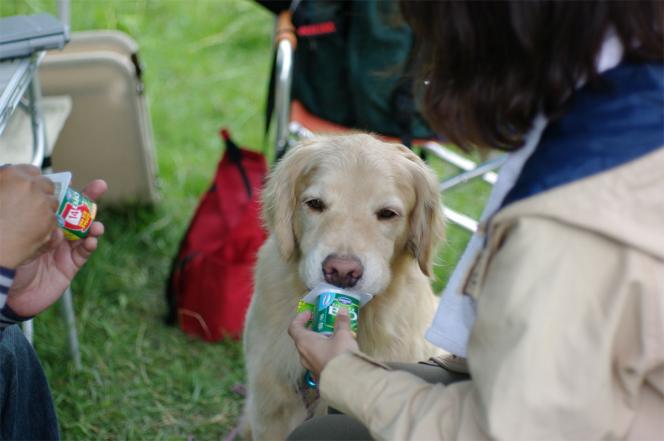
[60,287,81,370]
[27,55,47,167]
[443,207,479,233]
[274,37,295,158]
[438,155,507,192]
[22,319,34,344]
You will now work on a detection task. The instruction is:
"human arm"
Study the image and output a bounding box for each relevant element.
[293,218,659,440]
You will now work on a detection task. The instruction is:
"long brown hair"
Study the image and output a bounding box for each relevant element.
[401,1,664,151]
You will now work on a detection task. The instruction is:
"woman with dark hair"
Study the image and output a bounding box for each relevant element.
[287,1,664,439]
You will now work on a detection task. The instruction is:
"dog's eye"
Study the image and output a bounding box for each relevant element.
[376,208,399,220]
[305,198,326,212]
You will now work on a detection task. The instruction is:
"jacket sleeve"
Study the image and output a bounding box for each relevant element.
[319,217,662,440]
[0,267,28,329]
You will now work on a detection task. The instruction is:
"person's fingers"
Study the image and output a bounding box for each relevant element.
[288,312,318,372]
[82,236,98,257]
[44,214,58,238]
[81,179,108,201]
[88,221,105,238]
[71,236,97,269]
[301,359,313,372]
[82,235,98,254]
[68,222,103,268]
[34,226,60,257]
[69,223,103,251]
[36,175,55,195]
[48,194,59,212]
[13,164,40,176]
[30,217,58,256]
[334,308,352,333]
[45,227,64,250]
[288,311,312,340]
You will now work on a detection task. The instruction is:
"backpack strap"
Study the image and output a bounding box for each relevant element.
[392,79,415,148]
[221,129,253,199]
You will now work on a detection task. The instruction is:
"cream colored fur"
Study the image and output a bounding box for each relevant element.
[243,134,444,440]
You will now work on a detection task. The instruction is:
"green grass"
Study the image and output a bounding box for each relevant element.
[1,1,489,438]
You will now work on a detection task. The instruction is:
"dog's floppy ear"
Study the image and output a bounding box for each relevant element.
[400,146,445,277]
[261,139,319,260]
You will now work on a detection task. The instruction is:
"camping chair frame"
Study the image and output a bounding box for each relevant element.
[0,0,81,369]
[271,11,506,233]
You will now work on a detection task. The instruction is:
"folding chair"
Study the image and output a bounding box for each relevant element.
[0,9,81,370]
[270,9,506,233]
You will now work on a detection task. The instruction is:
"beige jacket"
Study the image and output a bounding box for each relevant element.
[320,148,664,440]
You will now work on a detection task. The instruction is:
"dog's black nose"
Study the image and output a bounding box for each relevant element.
[322,254,364,288]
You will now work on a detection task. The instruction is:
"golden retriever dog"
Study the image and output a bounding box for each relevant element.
[243,133,444,440]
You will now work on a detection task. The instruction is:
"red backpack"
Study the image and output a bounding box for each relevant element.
[165,129,267,341]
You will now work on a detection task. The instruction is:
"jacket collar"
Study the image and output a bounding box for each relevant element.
[494,146,664,261]
[502,63,664,208]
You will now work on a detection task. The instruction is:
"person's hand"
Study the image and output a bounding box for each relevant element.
[7,180,107,318]
[288,308,359,380]
[0,165,59,269]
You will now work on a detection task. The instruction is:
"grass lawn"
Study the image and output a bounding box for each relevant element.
[1,1,489,438]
